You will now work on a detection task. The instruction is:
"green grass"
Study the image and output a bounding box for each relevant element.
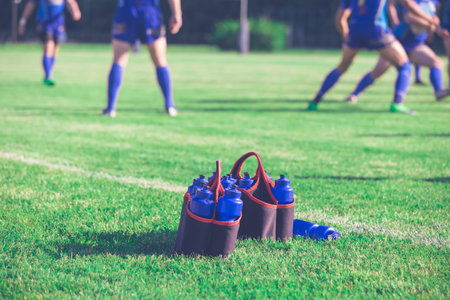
[0,43,449,298]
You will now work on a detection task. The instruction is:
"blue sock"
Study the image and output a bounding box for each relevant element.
[156,66,175,109]
[42,55,54,80]
[107,63,124,111]
[314,68,341,103]
[394,62,411,104]
[352,72,374,96]
[429,67,443,93]
[415,65,422,82]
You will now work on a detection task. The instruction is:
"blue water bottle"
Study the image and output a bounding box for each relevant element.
[208,172,216,182]
[189,186,215,218]
[239,172,254,190]
[221,174,237,189]
[293,219,341,240]
[271,175,294,204]
[228,174,237,186]
[216,186,243,222]
[187,174,208,196]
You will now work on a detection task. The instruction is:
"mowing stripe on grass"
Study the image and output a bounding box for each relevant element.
[1,151,447,248]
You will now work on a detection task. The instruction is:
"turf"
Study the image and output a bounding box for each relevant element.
[0,43,449,298]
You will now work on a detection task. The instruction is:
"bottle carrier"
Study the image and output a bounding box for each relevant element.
[230,152,295,240]
[175,152,295,257]
[175,161,241,257]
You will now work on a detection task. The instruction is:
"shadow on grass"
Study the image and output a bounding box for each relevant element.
[423,177,450,183]
[181,104,389,114]
[192,98,313,104]
[11,105,161,115]
[13,100,394,115]
[295,175,390,181]
[57,230,177,258]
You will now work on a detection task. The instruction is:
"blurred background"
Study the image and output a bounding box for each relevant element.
[2,0,345,50]
[2,0,446,52]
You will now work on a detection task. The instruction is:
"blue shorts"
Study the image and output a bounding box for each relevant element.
[112,4,165,45]
[345,24,396,50]
[399,34,426,54]
[37,14,66,44]
[393,23,427,54]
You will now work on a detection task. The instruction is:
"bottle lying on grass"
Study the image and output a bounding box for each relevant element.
[293,219,341,241]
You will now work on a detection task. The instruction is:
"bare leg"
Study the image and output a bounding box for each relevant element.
[378,40,409,67]
[103,39,131,116]
[42,40,57,82]
[146,37,168,67]
[147,37,177,115]
[312,44,359,105]
[370,57,392,79]
[347,56,391,102]
[112,39,131,67]
[410,44,449,99]
[378,41,415,113]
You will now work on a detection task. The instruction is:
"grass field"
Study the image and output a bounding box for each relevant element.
[0,43,449,298]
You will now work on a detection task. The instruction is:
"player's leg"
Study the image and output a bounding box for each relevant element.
[378,40,415,114]
[414,65,425,85]
[409,44,449,100]
[103,39,131,117]
[147,37,178,116]
[308,44,359,110]
[346,57,391,103]
[42,36,56,86]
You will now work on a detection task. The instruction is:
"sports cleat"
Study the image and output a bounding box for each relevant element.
[166,106,179,117]
[435,88,450,101]
[307,101,318,111]
[390,103,416,115]
[344,94,358,104]
[102,108,116,118]
[43,79,55,86]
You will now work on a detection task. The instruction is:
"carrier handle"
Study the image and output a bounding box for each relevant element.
[230,152,269,182]
[207,160,224,219]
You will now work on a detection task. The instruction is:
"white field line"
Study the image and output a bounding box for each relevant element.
[295,211,449,248]
[0,152,186,193]
[1,151,447,247]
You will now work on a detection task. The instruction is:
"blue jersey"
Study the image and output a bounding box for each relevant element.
[344,0,396,49]
[347,0,389,29]
[394,0,437,52]
[29,0,65,22]
[340,0,352,9]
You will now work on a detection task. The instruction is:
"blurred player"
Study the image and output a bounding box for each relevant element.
[346,0,450,103]
[309,0,438,114]
[414,64,426,84]
[18,0,81,86]
[412,0,439,84]
[102,0,182,118]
